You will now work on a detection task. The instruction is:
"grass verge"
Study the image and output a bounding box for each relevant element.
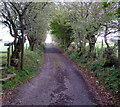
[66,50,120,105]
[2,44,44,90]
[68,50,120,94]
[57,44,119,105]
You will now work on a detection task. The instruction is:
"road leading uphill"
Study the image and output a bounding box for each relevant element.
[4,44,98,105]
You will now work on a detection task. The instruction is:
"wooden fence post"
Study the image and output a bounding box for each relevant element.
[7,46,10,67]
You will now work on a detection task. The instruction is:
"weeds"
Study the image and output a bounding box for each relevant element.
[68,47,119,95]
[2,44,44,90]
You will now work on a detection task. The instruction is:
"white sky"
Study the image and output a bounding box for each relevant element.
[0,23,118,44]
[0,23,53,44]
[0,24,14,42]
[45,33,52,43]
[0,0,117,2]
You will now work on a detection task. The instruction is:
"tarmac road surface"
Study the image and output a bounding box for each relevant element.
[4,44,98,106]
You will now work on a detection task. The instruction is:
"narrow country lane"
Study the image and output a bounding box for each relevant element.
[4,44,98,105]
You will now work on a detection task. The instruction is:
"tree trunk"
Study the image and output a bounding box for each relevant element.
[101,39,104,57]
[11,38,22,67]
[104,25,112,61]
[104,25,110,49]
[89,42,95,52]
[29,42,35,51]
[117,2,120,70]
[77,32,83,51]
[104,33,110,49]
[87,34,96,52]
[89,39,96,52]
[27,36,37,51]
[29,39,36,51]
[118,40,120,69]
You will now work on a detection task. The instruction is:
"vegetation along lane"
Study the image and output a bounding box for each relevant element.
[4,44,98,105]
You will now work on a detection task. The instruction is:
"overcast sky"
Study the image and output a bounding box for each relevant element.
[0,0,115,2]
[0,22,118,43]
[0,24,14,42]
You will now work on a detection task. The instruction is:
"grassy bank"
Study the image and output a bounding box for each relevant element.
[2,44,44,90]
[67,50,119,95]
[56,42,120,105]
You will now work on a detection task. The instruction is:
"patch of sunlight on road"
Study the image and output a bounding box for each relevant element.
[45,33,52,44]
